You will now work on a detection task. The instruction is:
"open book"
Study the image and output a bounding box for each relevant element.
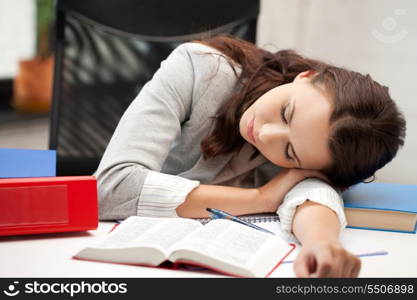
[74,216,295,278]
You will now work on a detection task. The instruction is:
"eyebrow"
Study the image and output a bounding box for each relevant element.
[288,100,302,168]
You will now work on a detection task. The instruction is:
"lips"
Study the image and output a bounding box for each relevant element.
[247,118,256,144]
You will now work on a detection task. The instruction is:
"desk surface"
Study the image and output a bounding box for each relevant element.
[0,222,416,278]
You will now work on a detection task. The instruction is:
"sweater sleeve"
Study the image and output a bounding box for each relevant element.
[276,178,347,243]
[95,43,202,220]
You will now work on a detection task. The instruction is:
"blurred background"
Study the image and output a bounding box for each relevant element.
[0,0,415,184]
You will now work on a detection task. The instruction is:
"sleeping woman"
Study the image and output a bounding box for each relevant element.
[95,34,406,277]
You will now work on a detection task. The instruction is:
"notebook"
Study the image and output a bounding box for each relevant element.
[196,213,280,225]
[342,182,417,233]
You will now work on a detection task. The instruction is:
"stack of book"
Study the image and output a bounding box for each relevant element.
[0,148,98,236]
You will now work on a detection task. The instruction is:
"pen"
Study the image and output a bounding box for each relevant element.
[206,208,275,235]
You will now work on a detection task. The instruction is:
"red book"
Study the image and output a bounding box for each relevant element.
[0,176,98,236]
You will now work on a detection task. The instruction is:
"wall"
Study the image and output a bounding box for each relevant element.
[0,0,35,78]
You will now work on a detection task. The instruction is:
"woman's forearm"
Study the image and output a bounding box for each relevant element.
[292,200,341,246]
[291,200,361,277]
[176,184,266,218]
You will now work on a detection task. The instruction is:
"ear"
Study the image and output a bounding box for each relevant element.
[293,70,317,83]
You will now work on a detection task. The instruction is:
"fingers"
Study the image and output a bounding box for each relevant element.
[295,243,362,278]
[294,252,316,278]
[339,251,361,278]
[316,245,361,277]
[350,256,362,277]
[313,246,335,277]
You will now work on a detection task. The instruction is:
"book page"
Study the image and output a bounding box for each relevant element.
[75,216,202,266]
[170,219,274,266]
[96,216,202,253]
[132,218,202,253]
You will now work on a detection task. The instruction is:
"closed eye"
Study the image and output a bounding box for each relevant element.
[280,103,293,160]
[285,143,292,160]
[280,102,289,124]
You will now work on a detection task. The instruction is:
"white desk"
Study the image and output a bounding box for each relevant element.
[0,222,416,278]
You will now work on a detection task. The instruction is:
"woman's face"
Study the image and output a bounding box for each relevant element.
[239,71,333,170]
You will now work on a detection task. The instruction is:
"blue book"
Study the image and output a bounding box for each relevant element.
[0,148,56,178]
[342,182,417,233]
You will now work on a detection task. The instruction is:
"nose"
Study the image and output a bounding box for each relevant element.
[258,123,287,144]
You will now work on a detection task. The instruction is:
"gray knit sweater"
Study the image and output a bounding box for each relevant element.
[94,42,346,241]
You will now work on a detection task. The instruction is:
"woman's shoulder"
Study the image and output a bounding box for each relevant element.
[174,42,241,77]
[176,41,228,59]
[177,41,219,53]
[179,42,242,102]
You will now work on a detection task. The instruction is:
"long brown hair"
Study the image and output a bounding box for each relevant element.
[196,34,406,188]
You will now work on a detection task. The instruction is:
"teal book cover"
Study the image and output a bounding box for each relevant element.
[0,148,56,178]
[342,182,417,233]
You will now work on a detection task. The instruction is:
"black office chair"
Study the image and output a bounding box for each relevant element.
[50,0,260,175]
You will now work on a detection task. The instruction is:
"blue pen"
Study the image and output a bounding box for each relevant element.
[206,208,275,235]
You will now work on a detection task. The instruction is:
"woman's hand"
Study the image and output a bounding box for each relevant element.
[257,168,330,213]
[294,240,361,277]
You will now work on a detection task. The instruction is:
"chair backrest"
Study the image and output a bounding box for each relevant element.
[50,0,260,175]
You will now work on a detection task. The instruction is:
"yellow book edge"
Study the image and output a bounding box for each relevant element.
[345,208,417,232]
